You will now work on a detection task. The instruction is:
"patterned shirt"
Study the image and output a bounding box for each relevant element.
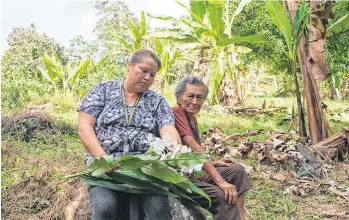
[78,80,175,163]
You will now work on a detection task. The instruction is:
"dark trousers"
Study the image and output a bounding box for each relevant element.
[88,186,171,220]
[186,164,253,220]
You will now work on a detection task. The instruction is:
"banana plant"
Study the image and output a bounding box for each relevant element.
[153,39,184,95]
[39,52,63,94]
[107,10,148,53]
[265,0,310,137]
[149,0,270,103]
[39,51,91,95]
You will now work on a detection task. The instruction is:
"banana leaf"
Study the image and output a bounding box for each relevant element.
[164,152,207,167]
[265,0,293,59]
[189,0,206,22]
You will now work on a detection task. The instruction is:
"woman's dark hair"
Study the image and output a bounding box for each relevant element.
[175,75,209,100]
[129,49,161,71]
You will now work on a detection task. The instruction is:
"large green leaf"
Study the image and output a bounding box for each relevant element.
[292,2,309,37]
[148,31,197,42]
[81,174,155,194]
[164,152,207,167]
[91,55,109,73]
[328,14,349,34]
[154,39,163,56]
[68,58,91,86]
[38,66,54,84]
[107,170,178,198]
[207,0,225,39]
[169,49,182,67]
[216,35,271,46]
[189,0,206,22]
[176,0,204,26]
[116,155,152,171]
[42,53,62,81]
[292,1,310,55]
[161,50,170,73]
[128,20,141,49]
[140,10,147,36]
[265,0,293,59]
[141,162,186,184]
[207,50,225,101]
[109,34,133,52]
[90,156,115,177]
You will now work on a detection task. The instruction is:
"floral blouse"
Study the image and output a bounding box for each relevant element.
[78,80,175,163]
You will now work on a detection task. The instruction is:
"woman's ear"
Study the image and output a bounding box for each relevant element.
[126,61,131,71]
[176,94,181,106]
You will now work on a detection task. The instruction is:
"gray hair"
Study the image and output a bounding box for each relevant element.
[175,75,209,99]
[130,49,161,71]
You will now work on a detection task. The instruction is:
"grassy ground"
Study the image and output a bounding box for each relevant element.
[1,94,348,219]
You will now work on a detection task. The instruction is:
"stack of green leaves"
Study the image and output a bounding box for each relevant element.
[72,153,211,207]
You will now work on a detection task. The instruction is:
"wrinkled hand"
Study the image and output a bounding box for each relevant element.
[217,181,238,204]
[214,157,236,167]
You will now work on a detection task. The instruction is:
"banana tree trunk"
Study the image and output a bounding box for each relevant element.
[286,0,332,144]
[294,0,333,144]
[298,36,328,144]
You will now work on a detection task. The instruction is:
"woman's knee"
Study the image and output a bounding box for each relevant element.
[142,194,169,212]
[232,164,246,175]
[89,186,124,219]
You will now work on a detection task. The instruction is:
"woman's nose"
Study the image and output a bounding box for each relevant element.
[191,97,199,104]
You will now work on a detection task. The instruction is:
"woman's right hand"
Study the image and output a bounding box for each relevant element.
[217,180,238,204]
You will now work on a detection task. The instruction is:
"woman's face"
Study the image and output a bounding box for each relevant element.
[126,56,158,92]
[178,84,206,115]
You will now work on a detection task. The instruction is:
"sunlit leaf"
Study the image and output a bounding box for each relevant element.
[265,0,293,59]
[189,0,206,22]
[216,35,271,46]
[207,0,225,40]
[164,152,207,167]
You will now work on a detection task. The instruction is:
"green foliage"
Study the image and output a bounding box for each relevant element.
[206,0,225,39]
[40,51,92,94]
[75,154,211,206]
[151,0,270,102]
[328,14,349,34]
[1,24,67,109]
[325,1,349,96]
[265,0,293,59]
[164,152,208,167]
[216,35,271,46]
[208,50,225,101]
[231,1,290,77]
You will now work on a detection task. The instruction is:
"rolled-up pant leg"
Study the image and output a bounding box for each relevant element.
[140,194,171,220]
[189,164,253,220]
[189,179,241,220]
[88,185,129,220]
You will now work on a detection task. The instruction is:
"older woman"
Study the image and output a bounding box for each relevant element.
[78,49,180,220]
[172,76,252,220]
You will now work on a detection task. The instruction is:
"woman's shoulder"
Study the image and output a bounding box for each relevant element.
[171,106,185,116]
[144,89,166,100]
[93,80,121,91]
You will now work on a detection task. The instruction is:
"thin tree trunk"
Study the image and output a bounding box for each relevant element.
[274,76,279,91]
[292,60,307,137]
[343,77,349,99]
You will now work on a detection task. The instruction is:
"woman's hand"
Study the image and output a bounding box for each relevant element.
[213,157,236,167]
[217,180,238,204]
